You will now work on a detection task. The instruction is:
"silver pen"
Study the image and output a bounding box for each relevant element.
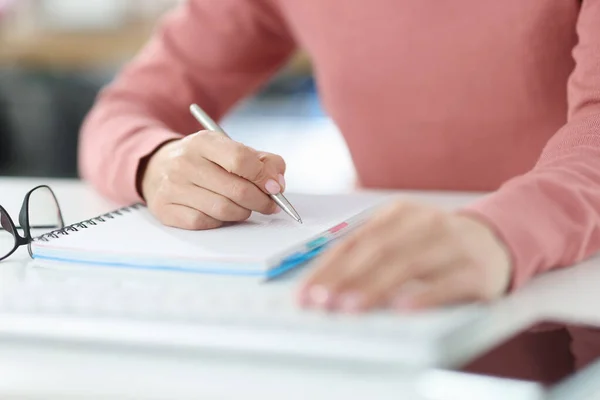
[189,104,303,224]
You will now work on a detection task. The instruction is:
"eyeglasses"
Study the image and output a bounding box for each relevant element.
[0,185,65,261]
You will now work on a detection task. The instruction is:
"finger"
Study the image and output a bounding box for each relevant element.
[297,237,358,309]
[299,207,400,288]
[298,205,440,310]
[189,157,278,215]
[170,184,252,222]
[191,132,283,195]
[297,228,392,309]
[323,210,438,294]
[258,152,286,174]
[390,268,481,312]
[297,218,381,308]
[259,152,287,191]
[158,204,223,231]
[333,239,470,313]
[296,207,405,308]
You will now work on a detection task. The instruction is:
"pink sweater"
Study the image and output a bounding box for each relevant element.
[79,0,600,290]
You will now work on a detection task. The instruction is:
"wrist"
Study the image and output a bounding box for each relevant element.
[136,139,178,202]
[455,211,514,294]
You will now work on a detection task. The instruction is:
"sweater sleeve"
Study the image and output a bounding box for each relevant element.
[78,0,295,204]
[462,0,600,289]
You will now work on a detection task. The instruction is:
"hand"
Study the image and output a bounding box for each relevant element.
[297,201,512,313]
[141,131,286,230]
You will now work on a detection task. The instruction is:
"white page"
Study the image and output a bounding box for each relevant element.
[31,193,391,271]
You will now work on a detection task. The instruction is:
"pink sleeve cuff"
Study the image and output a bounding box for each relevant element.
[458,190,548,291]
[80,127,183,206]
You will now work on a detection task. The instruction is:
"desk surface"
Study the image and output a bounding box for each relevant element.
[1,177,600,399]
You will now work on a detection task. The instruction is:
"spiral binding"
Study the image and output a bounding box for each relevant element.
[34,203,144,242]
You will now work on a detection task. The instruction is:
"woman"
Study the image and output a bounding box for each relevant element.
[79,0,600,381]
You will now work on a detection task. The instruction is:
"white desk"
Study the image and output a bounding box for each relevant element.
[1,177,600,399]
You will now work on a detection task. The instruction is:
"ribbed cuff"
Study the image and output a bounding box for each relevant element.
[458,190,545,292]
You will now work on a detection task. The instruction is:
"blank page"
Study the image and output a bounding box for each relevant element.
[31,193,391,271]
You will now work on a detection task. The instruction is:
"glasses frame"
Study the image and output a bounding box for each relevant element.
[0,184,65,261]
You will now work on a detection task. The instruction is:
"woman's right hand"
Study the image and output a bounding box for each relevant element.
[140,130,286,230]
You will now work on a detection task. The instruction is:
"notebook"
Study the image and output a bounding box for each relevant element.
[29,193,392,278]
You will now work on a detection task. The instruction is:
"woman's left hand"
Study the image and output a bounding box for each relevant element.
[297,201,513,313]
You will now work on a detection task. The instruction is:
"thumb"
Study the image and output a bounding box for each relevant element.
[258,152,287,193]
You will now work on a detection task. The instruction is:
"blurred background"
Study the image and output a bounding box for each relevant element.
[0,0,356,194]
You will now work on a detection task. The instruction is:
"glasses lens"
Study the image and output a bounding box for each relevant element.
[26,186,63,238]
[0,210,17,259]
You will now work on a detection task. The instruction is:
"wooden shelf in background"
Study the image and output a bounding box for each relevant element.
[0,21,155,69]
[0,20,313,74]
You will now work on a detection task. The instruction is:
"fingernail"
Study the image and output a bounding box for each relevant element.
[278,174,286,190]
[273,206,282,214]
[265,179,281,195]
[337,292,364,313]
[307,285,331,307]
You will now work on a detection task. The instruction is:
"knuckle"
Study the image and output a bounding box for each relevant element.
[202,130,220,140]
[178,147,193,162]
[424,210,448,232]
[252,168,269,186]
[271,154,286,172]
[182,132,211,157]
[188,212,211,230]
[156,208,186,229]
[237,208,252,221]
[182,132,198,143]
[230,181,253,203]
[189,129,213,144]
[395,200,418,211]
[155,205,221,231]
[211,199,244,220]
[229,145,254,173]
[391,200,408,212]
[211,199,232,219]
[381,202,400,216]
[165,158,188,182]
[228,150,245,173]
[179,217,200,231]
[381,200,411,219]
[376,239,398,261]
[370,202,405,226]
[200,220,224,230]
[179,138,197,158]
[182,210,221,231]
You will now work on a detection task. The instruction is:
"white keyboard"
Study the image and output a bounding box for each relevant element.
[0,276,486,368]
